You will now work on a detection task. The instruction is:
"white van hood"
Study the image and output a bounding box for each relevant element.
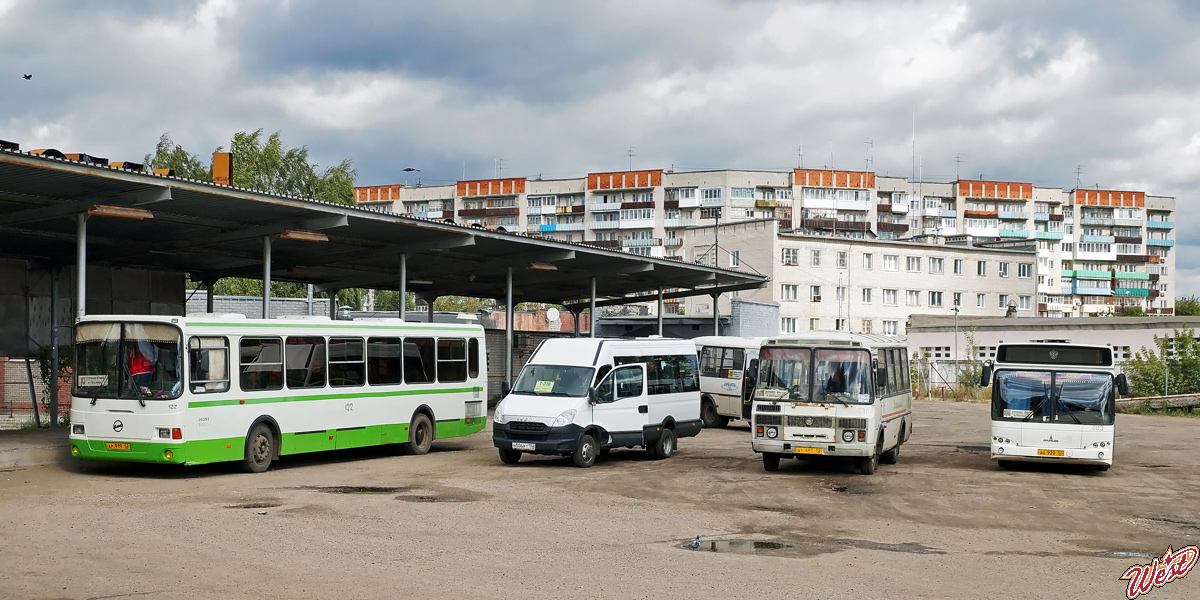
[498,393,588,426]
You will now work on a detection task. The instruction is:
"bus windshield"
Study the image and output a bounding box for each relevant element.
[992,370,1114,425]
[512,364,594,398]
[74,322,183,400]
[757,348,811,401]
[813,349,872,404]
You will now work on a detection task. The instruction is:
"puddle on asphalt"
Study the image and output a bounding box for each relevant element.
[309,486,410,495]
[225,501,281,509]
[1097,550,1157,559]
[395,488,482,503]
[682,537,944,557]
[820,480,871,495]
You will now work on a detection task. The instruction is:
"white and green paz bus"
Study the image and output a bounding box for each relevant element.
[68,314,487,472]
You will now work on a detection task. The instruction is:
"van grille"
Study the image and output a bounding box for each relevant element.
[787,415,833,428]
[838,418,868,430]
[507,421,548,432]
[755,414,782,426]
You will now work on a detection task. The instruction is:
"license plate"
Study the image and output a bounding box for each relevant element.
[795,447,823,455]
[511,442,536,451]
[1037,449,1065,457]
[105,442,131,451]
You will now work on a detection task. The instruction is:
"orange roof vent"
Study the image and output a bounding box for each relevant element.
[30,148,66,159]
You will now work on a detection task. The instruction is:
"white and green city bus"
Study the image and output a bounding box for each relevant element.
[751,332,912,475]
[68,314,487,472]
[980,341,1127,471]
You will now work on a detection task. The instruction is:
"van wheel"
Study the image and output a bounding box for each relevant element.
[762,452,781,472]
[573,435,598,468]
[241,423,275,473]
[498,449,521,465]
[701,399,720,428]
[651,428,676,460]
[405,413,434,456]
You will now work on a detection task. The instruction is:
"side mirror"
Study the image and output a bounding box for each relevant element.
[876,367,888,388]
[979,364,993,388]
[501,380,511,396]
[588,387,599,405]
[1115,373,1129,396]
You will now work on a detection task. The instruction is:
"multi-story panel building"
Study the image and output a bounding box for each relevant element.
[681,219,1037,336]
[355,167,1175,316]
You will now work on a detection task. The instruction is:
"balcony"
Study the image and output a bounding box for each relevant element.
[836,199,873,211]
[999,229,1030,238]
[1035,231,1064,240]
[1080,235,1115,243]
[800,219,870,231]
[1049,214,1064,222]
[963,210,998,218]
[1073,269,1113,279]
[556,205,585,214]
[1080,217,1115,226]
[619,218,656,229]
[700,196,724,208]
[1114,288,1150,297]
[941,209,959,218]
[590,202,622,212]
[1147,307,1174,315]
[1113,236,1142,244]
[876,222,910,232]
[622,238,663,247]
[1115,272,1150,281]
[590,220,621,230]
[1074,285,1113,296]
[664,238,683,247]
[876,203,892,213]
[1034,212,1050,221]
[1117,254,1151,263]
[998,211,1030,220]
[678,196,701,208]
[554,223,585,232]
[581,239,621,249]
[889,203,908,214]
[1114,218,1145,228]
[620,201,654,210]
[757,200,778,208]
[457,208,488,217]
[1147,239,1175,247]
[664,218,699,228]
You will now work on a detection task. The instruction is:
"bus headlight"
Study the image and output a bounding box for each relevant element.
[551,409,577,428]
[158,428,171,439]
[766,427,778,439]
[841,430,855,443]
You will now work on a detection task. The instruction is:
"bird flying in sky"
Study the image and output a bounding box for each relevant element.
[22,74,33,80]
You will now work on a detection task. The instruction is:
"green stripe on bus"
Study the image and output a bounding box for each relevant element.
[188,321,474,331]
[70,417,487,467]
[188,387,483,408]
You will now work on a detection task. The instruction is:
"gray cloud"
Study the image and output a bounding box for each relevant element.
[1,0,1197,294]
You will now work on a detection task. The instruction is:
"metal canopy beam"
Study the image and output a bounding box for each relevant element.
[563,280,766,310]
[0,187,172,227]
[212,233,475,279]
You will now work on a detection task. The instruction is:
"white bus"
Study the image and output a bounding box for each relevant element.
[751,332,912,475]
[979,341,1127,471]
[694,336,765,428]
[68,314,487,472]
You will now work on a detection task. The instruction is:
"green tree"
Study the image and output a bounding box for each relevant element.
[1115,306,1146,317]
[224,129,357,206]
[143,133,211,180]
[1122,324,1200,397]
[1175,295,1200,316]
[433,296,495,313]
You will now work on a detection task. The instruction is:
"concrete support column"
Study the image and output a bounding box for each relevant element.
[329,290,340,319]
[657,286,664,337]
[76,214,87,320]
[589,277,597,338]
[399,253,407,321]
[712,292,720,335]
[505,267,514,385]
[261,236,272,319]
[205,279,216,313]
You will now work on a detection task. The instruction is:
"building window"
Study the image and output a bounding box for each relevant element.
[863,253,873,269]
[809,318,821,331]
[811,250,821,267]
[953,292,962,307]
[729,250,740,268]
[782,248,799,265]
[906,256,922,272]
[977,293,986,308]
[884,255,898,271]
[884,289,897,306]
[1018,263,1032,278]
[953,259,963,275]
[861,319,872,333]
[781,317,797,333]
[702,188,723,200]
[781,284,798,301]
[929,291,944,307]
[1019,295,1032,310]
[906,290,920,306]
[999,294,1009,309]
[835,318,846,331]
[837,287,845,302]
[837,251,848,268]
[730,187,754,199]
[977,261,987,276]
[999,262,1009,277]
[810,286,822,302]
[929,257,944,274]
[883,320,898,335]
[862,288,872,303]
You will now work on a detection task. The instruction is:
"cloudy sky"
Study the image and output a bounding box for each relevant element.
[2,1,1197,294]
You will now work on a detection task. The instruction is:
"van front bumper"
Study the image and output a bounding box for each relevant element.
[493,422,585,455]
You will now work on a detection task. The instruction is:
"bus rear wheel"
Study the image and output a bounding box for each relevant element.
[241,423,275,473]
[405,413,434,456]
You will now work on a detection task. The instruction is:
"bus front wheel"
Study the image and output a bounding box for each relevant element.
[701,399,720,428]
[405,413,434,456]
[858,452,878,475]
[762,452,781,472]
[498,449,522,464]
[241,423,275,474]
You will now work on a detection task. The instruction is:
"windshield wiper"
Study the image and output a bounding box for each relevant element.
[1022,398,1047,422]
[818,392,849,406]
[1056,404,1084,425]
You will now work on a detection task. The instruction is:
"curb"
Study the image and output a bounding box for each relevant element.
[0,443,68,470]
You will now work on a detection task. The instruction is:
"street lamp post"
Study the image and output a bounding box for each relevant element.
[952,306,960,384]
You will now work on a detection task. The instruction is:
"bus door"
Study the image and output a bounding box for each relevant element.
[742,357,758,420]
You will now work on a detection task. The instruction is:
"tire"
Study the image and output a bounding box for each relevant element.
[718,416,732,429]
[701,399,720,428]
[405,413,434,456]
[241,423,275,473]
[997,460,1014,469]
[762,452,781,472]
[1094,464,1111,472]
[880,443,900,465]
[858,452,878,475]
[573,434,598,468]
[651,428,676,460]
[498,449,522,464]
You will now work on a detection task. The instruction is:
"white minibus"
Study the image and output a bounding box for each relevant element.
[693,336,765,427]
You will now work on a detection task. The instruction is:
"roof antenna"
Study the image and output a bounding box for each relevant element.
[627,145,636,171]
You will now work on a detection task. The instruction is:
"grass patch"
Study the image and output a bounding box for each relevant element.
[1118,404,1200,418]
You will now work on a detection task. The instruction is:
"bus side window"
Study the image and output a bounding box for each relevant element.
[188,336,229,394]
[367,337,402,385]
[468,338,480,379]
[405,338,436,384]
[437,338,467,383]
[886,349,898,396]
[329,337,365,387]
[240,337,283,392]
[286,336,327,389]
